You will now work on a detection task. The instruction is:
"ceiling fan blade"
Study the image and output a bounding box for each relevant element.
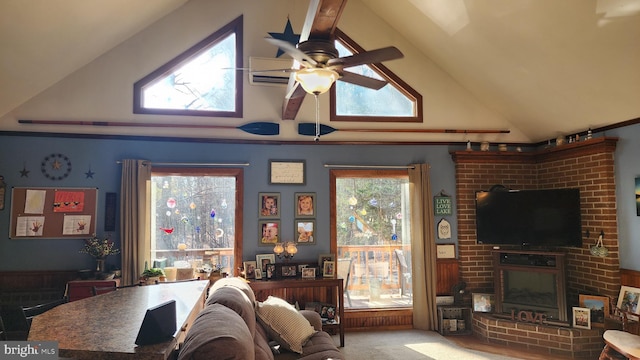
[327,46,403,69]
[339,71,387,90]
[264,38,317,68]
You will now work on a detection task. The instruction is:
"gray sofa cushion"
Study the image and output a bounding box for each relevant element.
[178,304,254,360]
[206,286,256,338]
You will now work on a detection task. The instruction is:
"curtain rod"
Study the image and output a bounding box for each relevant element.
[117,161,249,167]
[324,164,415,169]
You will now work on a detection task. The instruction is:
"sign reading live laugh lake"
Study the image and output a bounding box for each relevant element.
[2,341,58,359]
[434,195,452,216]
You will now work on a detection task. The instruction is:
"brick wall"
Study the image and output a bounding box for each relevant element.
[451,137,620,306]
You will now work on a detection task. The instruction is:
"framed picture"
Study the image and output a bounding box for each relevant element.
[295,192,316,217]
[243,260,257,279]
[436,244,455,259]
[472,293,494,313]
[281,264,297,277]
[295,220,315,244]
[616,285,640,320]
[318,253,335,272]
[256,254,276,271]
[572,306,591,329]
[254,268,263,280]
[297,264,309,273]
[579,294,610,328]
[259,220,280,246]
[265,263,276,280]
[302,267,316,279]
[323,261,335,277]
[259,192,280,218]
[269,160,305,185]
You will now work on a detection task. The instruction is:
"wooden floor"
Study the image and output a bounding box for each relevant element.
[447,335,577,360]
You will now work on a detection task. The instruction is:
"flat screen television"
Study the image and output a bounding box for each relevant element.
[475,188,582,248]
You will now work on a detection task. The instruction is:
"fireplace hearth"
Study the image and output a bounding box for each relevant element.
[492,250,567,322]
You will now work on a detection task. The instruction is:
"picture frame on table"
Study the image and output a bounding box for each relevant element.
[256,254,276,271]
[254,268,263,280]
[579,294,610,327]
[301,267,316,279]
[295,220,315,244]
[265,263,276,280]
[318,253,335,268]
[243,260,257,279]
[572,306,591,329]
[472,293,495,313]
[616,285,640,320]
[259,192,280,218]
[259,220,280,246]
[323,261,335,278]
[295,192,316,217]
[281,264,297,277]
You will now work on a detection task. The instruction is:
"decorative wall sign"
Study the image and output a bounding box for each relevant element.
[434,191,452,216]
[269,160,305,184]
[436,244,456,259]
[437,218,451,239]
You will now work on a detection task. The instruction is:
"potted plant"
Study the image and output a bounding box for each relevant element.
[142,268,165,284]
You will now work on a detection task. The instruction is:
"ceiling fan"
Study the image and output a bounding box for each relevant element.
[265,0,404,120]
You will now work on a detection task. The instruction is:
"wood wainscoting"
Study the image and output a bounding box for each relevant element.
[621,268,640,287]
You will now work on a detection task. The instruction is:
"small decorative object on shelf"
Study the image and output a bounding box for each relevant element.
[498,144,507,152]
[556,136,565,146]
[480,141,490,151]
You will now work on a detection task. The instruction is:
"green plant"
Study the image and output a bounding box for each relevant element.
[142,268,164,278]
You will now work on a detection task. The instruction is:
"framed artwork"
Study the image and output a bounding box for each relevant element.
[295,192,316,217]
[301,267,316,279]
[254,268,263,280]
[572,307,591,329]
[256,254,276,271]
[259,192,280,218]
[436,244,455,259]
[579,294,610,327]
[281,264,297,277]
[269,160,305,185]
[323,261,335,277]
[295,220,315,244]
[243,260,257,279]
[616,285,640,320]
[318,253,335,270]
[472,293,495,313]
[297,264,309,273]
[259,220,280,246]
[265,263,276,280]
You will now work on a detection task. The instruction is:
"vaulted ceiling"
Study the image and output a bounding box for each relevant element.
[1,0,639,143]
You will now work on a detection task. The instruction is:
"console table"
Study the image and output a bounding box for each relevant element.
[28,280,209,360]
[249,277,345,347]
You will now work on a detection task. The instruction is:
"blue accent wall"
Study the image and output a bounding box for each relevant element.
[0,134,456,271]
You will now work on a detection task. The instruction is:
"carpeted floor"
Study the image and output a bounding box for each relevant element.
[335,330,522,360]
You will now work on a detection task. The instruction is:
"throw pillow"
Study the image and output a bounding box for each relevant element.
[255,296,317,354]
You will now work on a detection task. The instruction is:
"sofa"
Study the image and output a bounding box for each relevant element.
[178,277,344,360]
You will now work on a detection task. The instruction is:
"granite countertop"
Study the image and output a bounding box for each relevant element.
[28,280,208,360]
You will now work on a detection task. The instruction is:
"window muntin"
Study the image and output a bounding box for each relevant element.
[332,169,413,309]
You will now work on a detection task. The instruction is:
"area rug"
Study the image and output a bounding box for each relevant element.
[336,330,521,360]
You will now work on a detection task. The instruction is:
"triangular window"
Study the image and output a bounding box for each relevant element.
[133,16,243,118]
[330,29,422,123]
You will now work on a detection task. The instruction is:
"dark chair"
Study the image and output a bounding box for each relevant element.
[599,307,640,360]
[0,297,68,340]
[92,284,118,296]
[394,249,412,297]
[337,258,354,307]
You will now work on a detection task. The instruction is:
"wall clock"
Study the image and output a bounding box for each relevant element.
[41,153,72,180]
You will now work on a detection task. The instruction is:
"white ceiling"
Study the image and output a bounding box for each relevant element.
[1,0,639,143]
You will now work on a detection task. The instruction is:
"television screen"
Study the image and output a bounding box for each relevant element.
[135,300,177,345]
[475,188,582,247]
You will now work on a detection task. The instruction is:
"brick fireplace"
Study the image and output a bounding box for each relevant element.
[450,137,620,359]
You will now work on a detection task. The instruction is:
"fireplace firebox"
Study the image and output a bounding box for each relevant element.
[492,250,567,322]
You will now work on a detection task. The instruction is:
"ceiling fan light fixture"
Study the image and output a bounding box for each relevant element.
[295,68,339,95]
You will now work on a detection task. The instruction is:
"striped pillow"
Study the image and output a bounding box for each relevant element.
[255,296,317,353]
